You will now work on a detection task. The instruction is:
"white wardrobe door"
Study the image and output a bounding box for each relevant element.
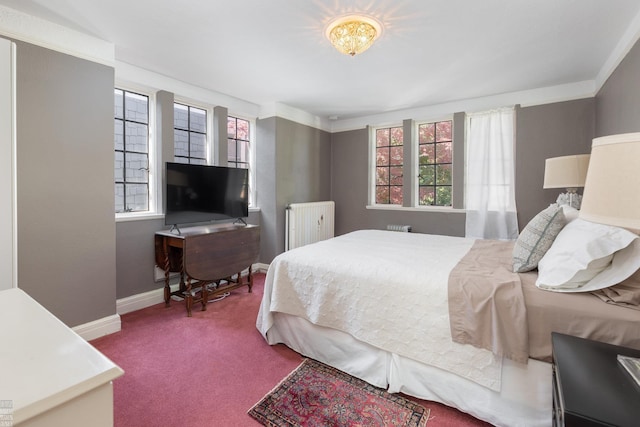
[0,37,16,290]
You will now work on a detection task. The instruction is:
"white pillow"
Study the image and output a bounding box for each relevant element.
[538,239,640,293]
[561,204,579,223]
[536,218,639,291]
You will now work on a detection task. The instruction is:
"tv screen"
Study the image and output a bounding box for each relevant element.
[165,162,249,226]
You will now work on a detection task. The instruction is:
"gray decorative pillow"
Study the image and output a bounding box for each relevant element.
[512,204,566,273]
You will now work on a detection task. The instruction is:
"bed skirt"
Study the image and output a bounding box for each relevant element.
[266,312,552,427]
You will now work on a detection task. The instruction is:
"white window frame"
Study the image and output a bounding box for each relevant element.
[414,117,454,208]
[367,116,465,213]
[174,97,214,165]
[369,123,405,207]
[115,86,160,221]
[227,114,257,208]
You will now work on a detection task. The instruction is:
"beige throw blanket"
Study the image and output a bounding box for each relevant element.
[448,240,530,364]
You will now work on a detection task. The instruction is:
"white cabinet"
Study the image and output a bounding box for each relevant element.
[0,288,124,426]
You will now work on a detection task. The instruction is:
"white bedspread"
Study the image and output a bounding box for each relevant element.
[257,230,503,390]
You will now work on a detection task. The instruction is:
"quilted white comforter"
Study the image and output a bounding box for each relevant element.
[257,230,504,390]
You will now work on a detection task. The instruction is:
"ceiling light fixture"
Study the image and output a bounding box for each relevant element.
[326,15,382,57]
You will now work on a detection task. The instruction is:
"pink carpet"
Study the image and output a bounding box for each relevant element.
[91,273,490,426]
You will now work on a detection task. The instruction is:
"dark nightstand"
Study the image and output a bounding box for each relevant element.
[552,332,640,427]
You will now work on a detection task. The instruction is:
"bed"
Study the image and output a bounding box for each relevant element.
[257,222,640,426]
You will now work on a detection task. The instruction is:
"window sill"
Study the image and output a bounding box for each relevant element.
[115,207,261,223]
[116,212,164,223]
[366,205,466,213]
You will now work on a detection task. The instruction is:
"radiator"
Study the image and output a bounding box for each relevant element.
[387,224,412,232]
[285,201,335,251]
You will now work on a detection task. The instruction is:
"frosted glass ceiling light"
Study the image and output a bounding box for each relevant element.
[326,15,382,56]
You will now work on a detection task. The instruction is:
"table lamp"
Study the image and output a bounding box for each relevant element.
[543,154,591,209]
[579,132,640,383]
[579,132,640,232]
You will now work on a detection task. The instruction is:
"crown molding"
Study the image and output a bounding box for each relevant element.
[115,60,260,118]
[595,7,640,91]
[329,80,596,133]
[259,102,331,132]
[0,5,114,67]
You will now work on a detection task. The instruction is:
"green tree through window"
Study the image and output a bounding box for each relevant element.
[375,126,404,205]
[418,120,452,206]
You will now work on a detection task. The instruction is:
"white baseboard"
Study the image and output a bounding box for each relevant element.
[72,314,121,341]
[117,263,269,316]
[73,264,270,341]
[116,286,168,315]
[255,262,269,273]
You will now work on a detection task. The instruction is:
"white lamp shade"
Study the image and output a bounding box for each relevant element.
[579,133,640,230]
[543,154,590,189]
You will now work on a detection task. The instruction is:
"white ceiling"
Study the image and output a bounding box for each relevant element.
[2,0,640,123]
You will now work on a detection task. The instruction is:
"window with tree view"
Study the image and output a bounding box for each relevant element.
[174,103,207,164]
[418,120,452,206]
[114,89,149,213]
[227,116,252,206]
[227,116,250,169]
[375,126,404,205]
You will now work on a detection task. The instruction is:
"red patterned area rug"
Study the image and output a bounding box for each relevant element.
[248,358,429,427]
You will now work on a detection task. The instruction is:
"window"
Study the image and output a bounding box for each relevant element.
[227,116,254,206]
[375,126,404,205]
[465,108,518,239]
[114,89,149,213]
[174,103,207,164]
[227,116,250,169]
[418,120,452,206]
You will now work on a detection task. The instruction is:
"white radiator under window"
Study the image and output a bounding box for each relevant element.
[387,224,412,232]
[285,201,335,251]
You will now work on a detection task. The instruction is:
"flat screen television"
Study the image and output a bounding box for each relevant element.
[165,162,249,228]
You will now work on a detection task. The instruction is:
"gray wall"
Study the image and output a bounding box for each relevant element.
[515,99,595,227]
[596,39,640,136]
[331,100,595,236]
[255,117,278,265]
[256,117,332,263]
[15,41,117,327]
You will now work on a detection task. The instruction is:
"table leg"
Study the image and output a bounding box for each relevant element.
[163,255,171,307]
[185,278,193,317]
[201,281,208,312]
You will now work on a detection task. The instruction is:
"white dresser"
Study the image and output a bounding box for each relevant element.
[0,288,124,426]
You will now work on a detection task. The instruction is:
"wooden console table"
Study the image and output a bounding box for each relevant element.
[154,224,260,316]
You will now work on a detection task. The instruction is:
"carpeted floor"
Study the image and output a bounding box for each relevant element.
[91,273,490,427]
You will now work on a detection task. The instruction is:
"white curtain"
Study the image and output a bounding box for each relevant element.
[465,107,519,240]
